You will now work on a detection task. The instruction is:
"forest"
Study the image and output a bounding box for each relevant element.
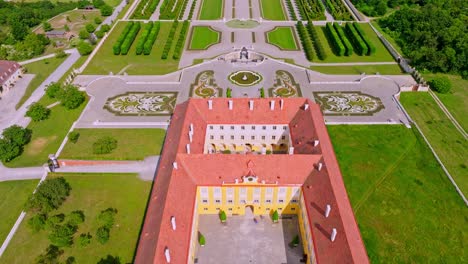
[376,0,467,78]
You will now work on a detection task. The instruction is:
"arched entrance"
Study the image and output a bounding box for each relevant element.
[245,205,254,216]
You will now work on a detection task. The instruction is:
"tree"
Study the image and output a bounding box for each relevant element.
[35,245,64,264]
[93,0,106,8]
[68,131,80,143]
[94,17,102,25]
[28,214,47,232]
[97,255,121,264]
[272,210,279,223]
[97,208,117,228]
[78,232,92,247]
[79,29,89,40]
[429,76,452,94]
[48,224,77,247]
[0,139,21,162]
[64,24,70,32]
[25,177,71,213]
[10,18,29,41]
[198,232,205,246]
[219,210,226,223]
[100,4,113,16]
[59,84,86,109]
[26,103,50,121]
[67,210,85,225]
[2,125,31,146]
[95,30,104,39]
[46,82,62,99]
[43,22,53,32]
[93,137,117,154]
[46,214,65,229]
[100,24,110,32]
[77,0,91,9]
[85,23,96,33]
[77,41,93,55]
[96,226,110,244]
[56,49,67,58]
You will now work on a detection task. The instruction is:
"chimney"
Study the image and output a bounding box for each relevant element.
[171,216,176,230]
[304,103,309,110]
[208,100,213,110]
[249,100,254,110]
[270,100,275,110]
[228,100,233,110]
[280,99,284,110]
[331,228,337,242]
[317,162,323,171]
[313,140,319,147]
[189,123,194,132]
[165,248,171,263]
[288,147,294,155]
[172,162,178,169]
[188,132,193,143]
[186,144,191,154]
[325,204,331,218]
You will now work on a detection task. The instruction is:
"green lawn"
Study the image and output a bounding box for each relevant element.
[198,0,223,20]
[422,73,468,131]
[0,180,39,244]
[0,173,152,264]
[315,23,394,63]
[311,64,404,75]
[260,0,286,20]
[266,26,298,50]
[328,125,467,263]
[188,26,220,50]
[60,128,166,160]
[83,21,183,75]
[5,98,88,168]
[16,56,68,109]
[13,0,120,6]
[400,93,467,194]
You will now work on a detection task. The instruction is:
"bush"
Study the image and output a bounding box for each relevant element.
[120,22,141,55]
[78,233,92,247]
[272,210,279,222]
[353,23,375,55]
[345,23,368,56]
[172,20,189,59]
[67,210,85,225]
[113,22,134,55]
[77,41,93,55]
[94,17,102,25]
[93,137,118,154]
[100,4,113,16]
[86,23,96,33]
[46,82,62,98]
[96,227,110,244]
[26,103,50,122]
[219,210,226,222]
[188,0,197,20]
[79,29,90,40]
[68,131,80,143]
[296,21,314,61]
[325,22,345,56]
[0,139,20,162]
[198,232,205,246]
[135,22,153,55]
[95,30,105,39]
[333,23,353,56]
[46,213,66,229]
[307,22,327,60]
[58,85,86,109]
[28,214,47,232]
[48,224,77,247]
[25,177,71,213]
[429,77,452,94]
[97,208,118,228]
[143,21,161,55]
[101,24,111,32]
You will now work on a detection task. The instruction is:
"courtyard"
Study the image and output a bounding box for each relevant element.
[196,212,304,264]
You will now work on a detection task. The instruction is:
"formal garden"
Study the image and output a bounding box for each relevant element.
[259,0,286,20]
[188,26,221,50]
[0,173,152,264]
[313,91,384,116]
[198,0,223,20]
[266,27,299,51]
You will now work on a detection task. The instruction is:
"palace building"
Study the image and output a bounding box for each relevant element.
[0,60,22,96]
[135,98,369,264]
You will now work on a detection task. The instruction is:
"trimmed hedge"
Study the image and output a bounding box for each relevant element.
[132,0,161,19]
[113,22,134,55]
[172,21,189,59]
[325,22,345,56]
[296,21,314,61]
[307,22,326,60]
[345,23,367,56]
[161,21,179,59]
[353,23,375,55]
[143,21,161,55]
[136,22,154,55]
[178,0,190,20]
[188,0,197,20]
[333,23,353,56]
[120,22,141,55]
[296,0,324,20]
[160,0,185,19]
[284,0,297,20]
[324,0,352,21]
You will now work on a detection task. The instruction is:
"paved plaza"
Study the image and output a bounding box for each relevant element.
[196,212,304,264]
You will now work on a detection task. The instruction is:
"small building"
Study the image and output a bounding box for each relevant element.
[45,30,67,38]
[0,60,22,95]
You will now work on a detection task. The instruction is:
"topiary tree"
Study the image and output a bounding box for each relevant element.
[78,232,92,247]
[97,255,121,264]
[96,226,110,244]
[198,232,206,246]
[25,177,71,213]
[93,137,118,154]
[56,49,67,58]
[219,210,226,223]
[68,131,80,143]
[290,235,299,247]
[28,214,47,232]
[272,210,279,223]
[95,30,104,39]
[26,103,50,122]
[429,76,452,94]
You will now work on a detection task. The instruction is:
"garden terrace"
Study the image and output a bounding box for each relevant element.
[188,26,221,50]
[266,26,299,51]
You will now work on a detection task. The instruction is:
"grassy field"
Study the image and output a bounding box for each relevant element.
[0,180,39,244]
[400,93,467,194]
[12,0,120,6]
[189,26,220,50]
[198,0,223,20]
[260,0,286,20]
[0,173,152,264]
[266,26,298,50]
[16,56,68,109]
[83,21,183,75]
[5,98,88,168]
[422,73,468,131]
[315,23,394,63]
[328,125,467,263]
[60,128,166,160]
[310,64,404,75]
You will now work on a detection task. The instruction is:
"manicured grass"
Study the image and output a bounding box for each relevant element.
[422,73,468,131]
[189,26,220,50]
[83,21,182,75]
[400,93,468,194]
[198,0,223,20]
[60,128,166,160]
[16,56,68,109]
[266,26,298,50]
[0,173,152,264]
[260,0,286,20]
[328,125,467,263]
[0,180,39,244]
[5,98,88,168]
[310,64,404,75]
[316,23,394,63]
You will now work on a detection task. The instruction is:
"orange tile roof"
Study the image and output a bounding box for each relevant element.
[135,98,369,264]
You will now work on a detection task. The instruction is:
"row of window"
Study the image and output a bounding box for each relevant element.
[201,198,298,204]
[208,125,288,130]
[202,207,296,212]
[209,135,287,140]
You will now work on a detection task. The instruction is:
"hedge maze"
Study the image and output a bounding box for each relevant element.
[296,0,325,20]
[132,0,161,19]
[172,21,190,59]
[296,21,314,61]
[159,0,188,19]
[324,0,352,21]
